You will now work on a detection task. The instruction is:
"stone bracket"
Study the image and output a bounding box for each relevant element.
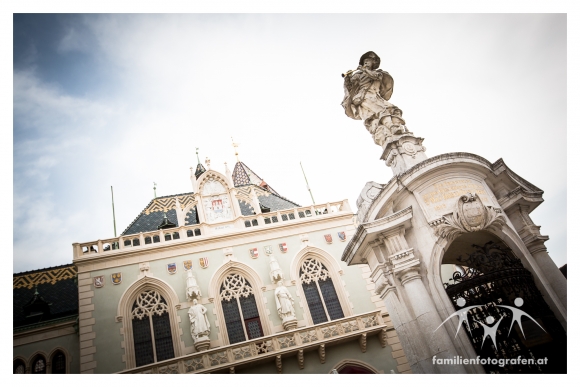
[359,333,367,353]
[318,344,326,364]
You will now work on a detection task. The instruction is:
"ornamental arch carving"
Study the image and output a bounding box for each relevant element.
[207,261,272,344]
[116,276,184,369]
[290,246,352,325]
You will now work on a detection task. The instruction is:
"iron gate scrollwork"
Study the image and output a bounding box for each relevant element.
[444,241,566,373]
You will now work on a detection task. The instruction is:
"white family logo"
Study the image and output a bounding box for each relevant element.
[435,297,545,349]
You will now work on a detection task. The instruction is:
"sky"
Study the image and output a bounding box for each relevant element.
[11,13,569,273]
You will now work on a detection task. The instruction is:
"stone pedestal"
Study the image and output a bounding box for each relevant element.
[194,336,211,352]
[282,316,298,331]
[380,133,428,175]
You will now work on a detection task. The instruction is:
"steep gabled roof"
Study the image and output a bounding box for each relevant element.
[232,161,280,196]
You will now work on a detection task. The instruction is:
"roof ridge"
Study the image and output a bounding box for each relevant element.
[14,263,76,277]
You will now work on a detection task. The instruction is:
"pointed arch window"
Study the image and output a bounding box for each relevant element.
[51,350,66,374]
[220,273,264,344]
[32,355,46,374]
[299,257,344,324]
[13,359,26,374]
[131,290,175,367]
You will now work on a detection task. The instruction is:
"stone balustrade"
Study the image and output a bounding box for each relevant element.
[117,310,387,374]
[73,200,350,260]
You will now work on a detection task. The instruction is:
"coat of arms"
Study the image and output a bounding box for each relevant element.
[324,234,333,243]
[279,243,287,253]
[199,257,209,269]
[264,245,273,255]
[167,263,177,274]
[183,260,193,270]
[249,248,259,259]
[338,231,346,241]
[111,272,122,285]
[93,276,104,288]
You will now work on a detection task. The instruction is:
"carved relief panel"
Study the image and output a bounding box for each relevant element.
[201,177,233,223]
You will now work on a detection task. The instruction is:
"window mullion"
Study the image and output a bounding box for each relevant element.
[315,280,331,322]
[235,296,250,340]
[148,313,158,363]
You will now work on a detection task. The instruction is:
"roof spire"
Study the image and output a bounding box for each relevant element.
[300,161,316,205]
[232,137,240,162]
[153,182,157,198]
[196,147,201,164]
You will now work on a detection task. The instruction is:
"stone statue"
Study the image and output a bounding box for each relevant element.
[186,269,202,301]
[188,299,211,351]
[274,280,297,330]
[269,255,284,284]
[341,51,408,147]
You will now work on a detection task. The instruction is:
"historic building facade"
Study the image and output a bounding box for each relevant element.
[14,158,410,374]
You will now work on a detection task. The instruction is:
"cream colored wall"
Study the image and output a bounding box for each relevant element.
[13,332,80,373]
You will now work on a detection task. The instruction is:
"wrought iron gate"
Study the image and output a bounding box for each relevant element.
[444,241,566,373]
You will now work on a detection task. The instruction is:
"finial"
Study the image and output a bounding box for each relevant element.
[231,137,240,162]
[205,156,211,169]
[196,147,200,164]
[153,182,157,198]
[34,284,39,296]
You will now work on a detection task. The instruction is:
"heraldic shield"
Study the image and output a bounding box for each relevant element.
[183,260,193,270]
[167,263,177,274]
[199,257,209,269]
[111,272,122,285]
[249,248,259,259]
[279,243,287,253]
[324,234,333,243]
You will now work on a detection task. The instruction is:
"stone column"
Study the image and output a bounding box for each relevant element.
[396,265,466,373]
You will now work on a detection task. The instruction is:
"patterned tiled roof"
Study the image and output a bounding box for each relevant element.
[195,163,206,179]
[232,161,280,196]
[13,264,78,329]
[121,193,199,236]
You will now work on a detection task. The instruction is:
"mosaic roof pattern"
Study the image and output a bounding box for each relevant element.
[13,264,78,329]
[195,163,207,179]
[232,161,280,195]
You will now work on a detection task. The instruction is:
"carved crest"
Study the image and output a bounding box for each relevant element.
[337,231,346,242]
[249,248,259,259]
[433,193,506,240]
[279,243,287,253]
[111,272,122,285]
[324,234,333,244]
[199,257,209,269]
[264,245,273,255]
[93,276,104,288]
[183,260,192,270]
[167,263,177,275]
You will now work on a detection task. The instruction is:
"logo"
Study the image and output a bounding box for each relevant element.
[199,257,209,269]
[264,245,273,255]
[249,248,259,259]
[183,260,192,270]
[279,243,287,253]
[435,297,545,349]
[324,234,333,243]
[167,263,177,274]
[93,276,104,288]
[111,273,122,285]
[338,231,346,241]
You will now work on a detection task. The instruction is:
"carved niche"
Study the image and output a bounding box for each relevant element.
[433,193,506,240]
[201,176,233,223]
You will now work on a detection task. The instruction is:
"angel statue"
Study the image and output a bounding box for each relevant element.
[341,51,408,147]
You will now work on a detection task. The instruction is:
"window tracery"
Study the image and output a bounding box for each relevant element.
[131,290,175,367]
[299,258,344,324]
[220,273,264,344]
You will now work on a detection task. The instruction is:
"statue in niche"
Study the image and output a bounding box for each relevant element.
[341,51,408,147]
[275,280,297,330]
[185,269,202,301]
[189,299,211,350]
[269,255,284,284]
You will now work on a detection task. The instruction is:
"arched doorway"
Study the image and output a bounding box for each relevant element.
[441,231,566,373]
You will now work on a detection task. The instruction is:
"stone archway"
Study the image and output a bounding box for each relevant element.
[441,231,566,373]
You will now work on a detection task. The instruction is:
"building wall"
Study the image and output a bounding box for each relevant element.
[14,330,80,374]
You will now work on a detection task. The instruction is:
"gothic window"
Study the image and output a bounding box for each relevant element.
[13,359,25,374]
[187,230,193,237]
[32,355,46,374]
[51,351,66,374]
[220,273,264,344]
[131,290,175,367]
[299,258,344,324]
[172,232,180,239]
